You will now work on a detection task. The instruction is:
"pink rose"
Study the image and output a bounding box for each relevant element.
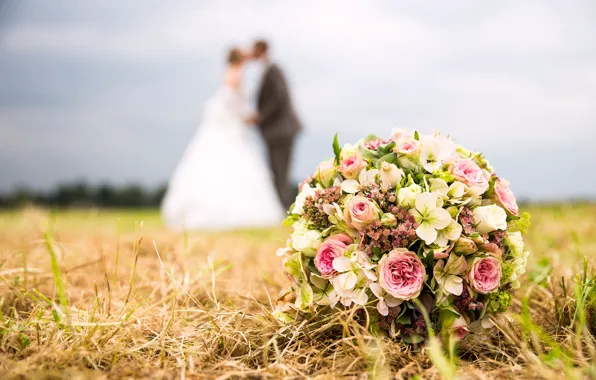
[378,249,426,300]
[343,196,380,230]
[339,153,367,179]
[449,159,489,195]
[364,139,385,150]
[468,256,501,294]
[396,138,420,155]
[314,234,353,279]
[494,178,519,216]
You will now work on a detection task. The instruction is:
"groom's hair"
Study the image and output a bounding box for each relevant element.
[227,48,243,64]
[254,39,269,55]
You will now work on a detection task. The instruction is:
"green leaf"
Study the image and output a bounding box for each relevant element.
[276,311,295,323]
[378,152,398,165]
[414,131,420,140]
[359,146,380,161]
[378,141,396,155]
[308,258,321,276]
[333,133,341,165]
[284,252,304,280]
[397,313,411,324]
[372,247,383,262]
[298,282,314,308]
[19,334,30,348]
[528,257,551,287]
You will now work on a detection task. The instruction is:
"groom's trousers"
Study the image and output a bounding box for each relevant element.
[266,136,295,210]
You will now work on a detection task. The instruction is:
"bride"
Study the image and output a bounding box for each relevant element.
[161,48,285,230]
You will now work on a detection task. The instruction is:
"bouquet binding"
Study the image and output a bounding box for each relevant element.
[275,129,530,343]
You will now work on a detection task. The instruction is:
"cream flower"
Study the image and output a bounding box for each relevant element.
[435,219,463,247]
[290,220,322,256]
[419,135,457,173]
[433,253,467,296]
[340,168,379,194]
[473,205,507,234]
[409,192,453,245]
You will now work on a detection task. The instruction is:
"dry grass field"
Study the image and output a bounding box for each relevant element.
[0,204,595,379]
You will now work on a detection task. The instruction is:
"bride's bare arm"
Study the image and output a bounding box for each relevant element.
[225,68,241,90]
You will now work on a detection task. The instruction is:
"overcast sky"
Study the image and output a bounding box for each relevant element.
[0,0,595,199]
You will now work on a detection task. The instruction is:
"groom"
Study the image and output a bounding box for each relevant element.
[250,39,303,209]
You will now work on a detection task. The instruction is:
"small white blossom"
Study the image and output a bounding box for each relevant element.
[370,283,402,316]
[409,192,453,245]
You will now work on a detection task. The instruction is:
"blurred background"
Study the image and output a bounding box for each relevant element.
[0,0,595,207]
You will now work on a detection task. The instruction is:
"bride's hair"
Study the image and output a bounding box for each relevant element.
[227,48,243,65]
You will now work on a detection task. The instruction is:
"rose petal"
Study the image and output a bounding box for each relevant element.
[384,295,402,307]
[323,204,336,216]
[336,272,358,290]
[377,299,389,316]
[340,179,360,194]
[369,282,384,298]
[363,268,378,281]
[444,220,463,241]
[444,276,463,296]
[415,192,438,214]
[416,223,438,245]
[332,256,352,272]
[354,289,369,306]
[429,208,452,230]
[328,291,339,308]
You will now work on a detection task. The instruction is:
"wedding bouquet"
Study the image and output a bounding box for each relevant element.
[275,129,530,343]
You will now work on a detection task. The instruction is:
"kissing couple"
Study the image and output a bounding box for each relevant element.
[162,39,303,230]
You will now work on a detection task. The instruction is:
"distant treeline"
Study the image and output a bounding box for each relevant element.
[0,182,168,208]
[0,182,302,209]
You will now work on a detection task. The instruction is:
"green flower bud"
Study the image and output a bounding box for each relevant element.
[380,213,397,227]
[454,236,477,255]
[479,242,503,258]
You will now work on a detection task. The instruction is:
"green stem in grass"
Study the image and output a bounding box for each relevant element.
[44,228,69,315]
[412,298,457,380]
[124,237,141,305]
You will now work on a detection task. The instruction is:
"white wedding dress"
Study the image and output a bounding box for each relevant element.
[161,85,285,230]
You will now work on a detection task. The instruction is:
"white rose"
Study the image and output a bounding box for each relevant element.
[291,184,318,215]
[290,220,322,256]
[379,162,404,187]
[397,184,422,208]
[472,205,507,234]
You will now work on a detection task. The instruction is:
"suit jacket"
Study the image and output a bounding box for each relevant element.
[257,63,302,142]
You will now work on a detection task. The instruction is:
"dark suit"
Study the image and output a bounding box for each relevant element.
[257,63,302,209]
